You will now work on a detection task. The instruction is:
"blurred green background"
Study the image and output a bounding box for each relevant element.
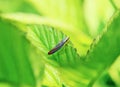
[0,0,120,87]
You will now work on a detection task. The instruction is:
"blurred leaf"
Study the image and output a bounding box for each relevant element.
[41,64,62,87]
[109,56,120,87]
[1,1,120,87]
[0,0,23,12]
[55,10,120,87]
[28,0,88,34]
[1,13,81,87]
[17,0,40,14]
[0,0,40,14]
[112,0,120,9]
[93,72,116,87]
[0,18,36,86]
[1,13,92,56]
[27,0,93,55]
[84,0,115,37]
[26,25,82,86]
[27,24,81,67]
[86,10,120,86]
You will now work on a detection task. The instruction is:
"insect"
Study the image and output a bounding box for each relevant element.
[48,37,70,55]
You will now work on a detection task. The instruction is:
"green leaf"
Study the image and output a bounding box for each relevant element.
[1,13,92,56]
[27,25,80,67]
[0,0,40,14]
[26,24,82,86]
[110,0,120,9]
[0,18,36,86]
[0,0,23,12]
[17,0,40,14]
[55,10,120,87]
[27,0,93,55]
[93,72,116,87]
[1,2,120,87]
[84,0,115,37]
[86,10,120,86]
[109,56,120,87]
[28,0,88,34]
